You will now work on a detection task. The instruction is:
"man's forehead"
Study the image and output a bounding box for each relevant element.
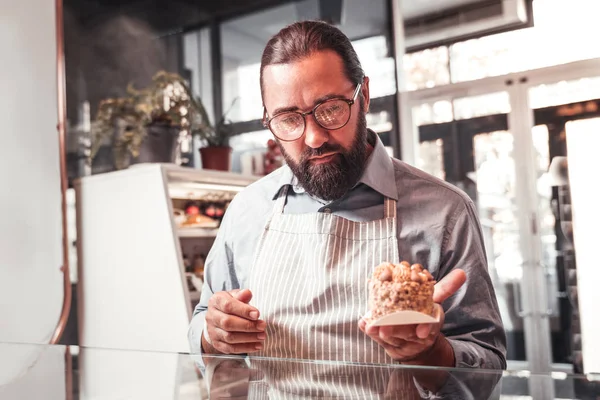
[262,51,351,109]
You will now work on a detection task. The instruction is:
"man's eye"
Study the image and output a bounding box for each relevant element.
[323,103,343,113]
[279,115,302,128]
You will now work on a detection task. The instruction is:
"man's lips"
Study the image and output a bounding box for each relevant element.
[309,152,338,164]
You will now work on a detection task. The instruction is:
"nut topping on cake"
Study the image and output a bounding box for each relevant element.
[368,261,436,320]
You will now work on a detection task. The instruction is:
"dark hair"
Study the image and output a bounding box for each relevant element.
[259,20,364,100]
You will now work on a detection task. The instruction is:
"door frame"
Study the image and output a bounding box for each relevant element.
[400,57,600,377]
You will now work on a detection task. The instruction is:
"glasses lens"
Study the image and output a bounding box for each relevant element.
[314,100,350,129]
[269,112,305,140]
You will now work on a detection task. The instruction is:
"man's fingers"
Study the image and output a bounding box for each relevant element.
[358,318,367,333]
[211,291,260,320]
[359,320,388,346]
[416,323,432,339]
[213,327,267,344]
[379,325,415,341]
[212,310,266,333]
[433,269,467,304]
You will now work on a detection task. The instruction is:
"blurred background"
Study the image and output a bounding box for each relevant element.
[3,1,600,398]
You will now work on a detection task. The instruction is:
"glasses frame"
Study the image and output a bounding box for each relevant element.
[263,83,362,142]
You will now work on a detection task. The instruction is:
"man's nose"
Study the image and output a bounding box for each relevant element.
[303,116,329,149]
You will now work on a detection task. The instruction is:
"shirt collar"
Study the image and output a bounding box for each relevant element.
[358,130,398,200]
[273,130,398,200]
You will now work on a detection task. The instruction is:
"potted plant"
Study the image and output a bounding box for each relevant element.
[90,71,219,170]
[192,98,238,171]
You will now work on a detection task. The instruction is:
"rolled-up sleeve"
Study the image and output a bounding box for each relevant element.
[439,199,507,370]
[188,201,239,355]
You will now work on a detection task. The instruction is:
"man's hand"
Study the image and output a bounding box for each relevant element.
[203,289,266,354]
[359,269,467,366]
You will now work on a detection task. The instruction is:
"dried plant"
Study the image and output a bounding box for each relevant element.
[90,71,235,169]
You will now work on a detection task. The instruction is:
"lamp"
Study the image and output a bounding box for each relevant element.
[548,156,569,187]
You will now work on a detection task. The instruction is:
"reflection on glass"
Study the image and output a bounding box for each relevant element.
[204,355,502,399]
[412,101,453,126]
[403,46,450,91]
[453,92,511,120]
[529,76,600,109]
[417,139,445,180]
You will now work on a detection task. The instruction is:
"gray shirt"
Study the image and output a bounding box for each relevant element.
[189,131,507,369]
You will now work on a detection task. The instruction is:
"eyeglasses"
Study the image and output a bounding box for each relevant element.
[263,83,362,142]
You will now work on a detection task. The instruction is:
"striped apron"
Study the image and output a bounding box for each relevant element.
[247,185,399,364]
[246,187,425,398]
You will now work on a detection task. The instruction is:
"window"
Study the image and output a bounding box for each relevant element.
[453,92,510,120]
[353,35,397,98]
[529,76,600,109]
[403,46,450,91]
[412,100,453,126]
[406,0,600,90]
[220,0,391,123]
[417,139,445,180]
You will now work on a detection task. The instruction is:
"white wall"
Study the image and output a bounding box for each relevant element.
[0,343,66,400]
[566,119,600,374]
[0,0,64,345]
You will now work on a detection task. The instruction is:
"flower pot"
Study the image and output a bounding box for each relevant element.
[134,124,180,164]
[199,146,232,171]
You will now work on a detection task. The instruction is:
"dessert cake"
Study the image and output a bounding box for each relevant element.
[368,261,436,320]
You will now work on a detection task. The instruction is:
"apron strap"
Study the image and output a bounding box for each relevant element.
[274,185,289,215]
[384,197,397,219]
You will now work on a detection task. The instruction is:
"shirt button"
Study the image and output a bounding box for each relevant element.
[323,208,332,214]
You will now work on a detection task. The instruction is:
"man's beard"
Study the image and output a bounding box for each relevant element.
[279,109,369,202]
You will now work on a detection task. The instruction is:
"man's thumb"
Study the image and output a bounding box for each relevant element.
[234,288,253,304]
[433,269,467,304]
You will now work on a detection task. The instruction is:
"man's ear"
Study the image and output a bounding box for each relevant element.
[361,76,371,113]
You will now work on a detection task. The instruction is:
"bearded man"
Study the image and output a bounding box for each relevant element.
[189,20,506,370]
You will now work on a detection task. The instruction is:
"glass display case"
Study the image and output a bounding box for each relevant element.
[1,342,599,399]
[74,164,256,354]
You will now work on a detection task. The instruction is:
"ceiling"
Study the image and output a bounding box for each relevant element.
[64,0,294,33]
[65,0,501,65]
[220,0,388,64]
[401,0,487,20]
[218,0,490,64]
[65,0,489,34]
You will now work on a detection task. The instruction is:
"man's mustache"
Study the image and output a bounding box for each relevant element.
[300,143,343,162]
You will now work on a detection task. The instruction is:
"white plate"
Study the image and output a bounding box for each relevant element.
[367,304,442,327]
